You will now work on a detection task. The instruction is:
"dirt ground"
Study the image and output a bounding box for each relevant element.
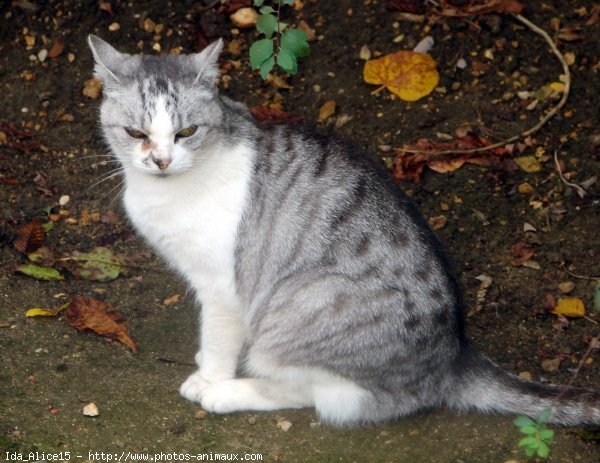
[1,0,599,462]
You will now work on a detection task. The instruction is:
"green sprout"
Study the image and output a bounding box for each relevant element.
[513,408,554,460]
[249,0,310,78]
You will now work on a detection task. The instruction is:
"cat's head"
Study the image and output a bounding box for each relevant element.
[88,35,224,176]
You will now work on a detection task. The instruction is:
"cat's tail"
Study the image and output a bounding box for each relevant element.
[447,344,600,426]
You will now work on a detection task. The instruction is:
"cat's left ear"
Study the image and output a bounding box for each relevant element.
[192,39,223,86]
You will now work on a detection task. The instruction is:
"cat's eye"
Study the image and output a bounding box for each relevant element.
[175,126,197,139]
[124,127,147,139]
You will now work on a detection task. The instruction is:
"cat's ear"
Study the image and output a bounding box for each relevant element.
[88,34,125,83]
[192,39,223,86]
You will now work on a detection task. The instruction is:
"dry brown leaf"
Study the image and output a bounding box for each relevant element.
[510,240,535,266]
[66,296,137,352]
[318,100,336,121]
[249,106,304,125]
[48,39,64,59]
[13,221,45,253]
[83,78,102,100]
[392,133,508,182]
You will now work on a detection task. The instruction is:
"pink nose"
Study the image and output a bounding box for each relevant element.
[151,154,172,170]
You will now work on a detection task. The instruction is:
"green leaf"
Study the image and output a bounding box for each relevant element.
[15,263,64,281]
[63,247,122,282]
[276,47,297,74]
[249,39,274,69]
[42,221,54,233]
[539,429,554,442]
[537,408,552,424]
[536,441,550,459]
[259,55,275,79]
[513,416,536,428]
[277,21,288,33]
[524,446,536,457]
[281,0,295,4]
[519,436,540,448]
[259,5,275,14]
[281,29,310,58]
[256,13,278,39]
[519,425,538,435]
[254,0,265,6]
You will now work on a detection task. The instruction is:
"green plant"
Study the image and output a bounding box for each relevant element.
[513,409,554,460]
[249,0,310,78]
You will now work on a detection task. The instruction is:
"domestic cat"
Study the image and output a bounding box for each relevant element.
[88,35,599,426]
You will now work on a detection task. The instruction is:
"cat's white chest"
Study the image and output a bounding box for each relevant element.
[122,143,252,297]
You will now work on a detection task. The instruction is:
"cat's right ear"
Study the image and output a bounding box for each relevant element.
[88,34,123,83]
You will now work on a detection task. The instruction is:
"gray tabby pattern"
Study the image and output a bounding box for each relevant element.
[88,35,599,426]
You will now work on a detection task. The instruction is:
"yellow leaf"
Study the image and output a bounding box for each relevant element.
[318,100,336,121]
[551,297,585,318]
[549,82,565,92]
[364,51,439,101]
[25,303,68,318]
[514,155,542,173]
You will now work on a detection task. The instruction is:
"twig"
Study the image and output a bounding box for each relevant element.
[399,13,571,157]
[155,356,196,366]
[557,334,600,400]
[553,150,587,198]
[563,266,600,281]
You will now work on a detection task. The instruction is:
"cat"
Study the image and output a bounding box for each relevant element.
[88,34,599,426]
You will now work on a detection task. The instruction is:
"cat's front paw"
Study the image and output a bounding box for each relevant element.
[179,371,211,403]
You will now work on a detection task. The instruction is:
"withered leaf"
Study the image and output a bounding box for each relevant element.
[66,296,137,352]
[249,106,304,125]
[510,240,535,266]
[62,247,122,282]
[392,133,508,182]
[47,39,64,59]
[13,221,45,253]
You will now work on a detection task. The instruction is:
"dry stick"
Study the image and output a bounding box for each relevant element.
[556,334,600,400]
[553,150,587,198]
[398,13,571,158]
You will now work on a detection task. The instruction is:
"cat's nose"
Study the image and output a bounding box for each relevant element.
[150,153,172,170]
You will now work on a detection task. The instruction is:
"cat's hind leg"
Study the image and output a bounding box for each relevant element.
[199,378,313,414]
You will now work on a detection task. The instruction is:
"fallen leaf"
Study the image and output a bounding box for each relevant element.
[27,246,58,267]
[15,263,64,281]
[62,247,122,282]
[558,281,575,294]
[364,50,439,101]
[66,296,137,352]
[514,156,542,173]
[541,357,561,372]
[392,133,508,182]
[163,294,181,305]
[25,303,68,317]
[47,39,64,59]
[510,240,535,266]
[428,215,447,230]
[13,221,45,253]
[249,106,304,125]
[83,79,102,100]
[318,100,336,121]
[551,298,585,318]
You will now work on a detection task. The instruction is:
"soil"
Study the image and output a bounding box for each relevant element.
[1,1,599,462]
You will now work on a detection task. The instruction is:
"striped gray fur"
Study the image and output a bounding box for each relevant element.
[89,35,600,426]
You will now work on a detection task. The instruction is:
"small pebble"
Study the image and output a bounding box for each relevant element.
[108,22,120,32]
[37,49,48,62]
[277,420,292,432]
[59,195,70,206]
[83,402,99,417]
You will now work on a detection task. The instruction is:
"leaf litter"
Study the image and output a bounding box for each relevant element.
[66,296,137,352]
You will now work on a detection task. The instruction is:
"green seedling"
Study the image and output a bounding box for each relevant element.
[249,0,310,78]
[513,408,554,459]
